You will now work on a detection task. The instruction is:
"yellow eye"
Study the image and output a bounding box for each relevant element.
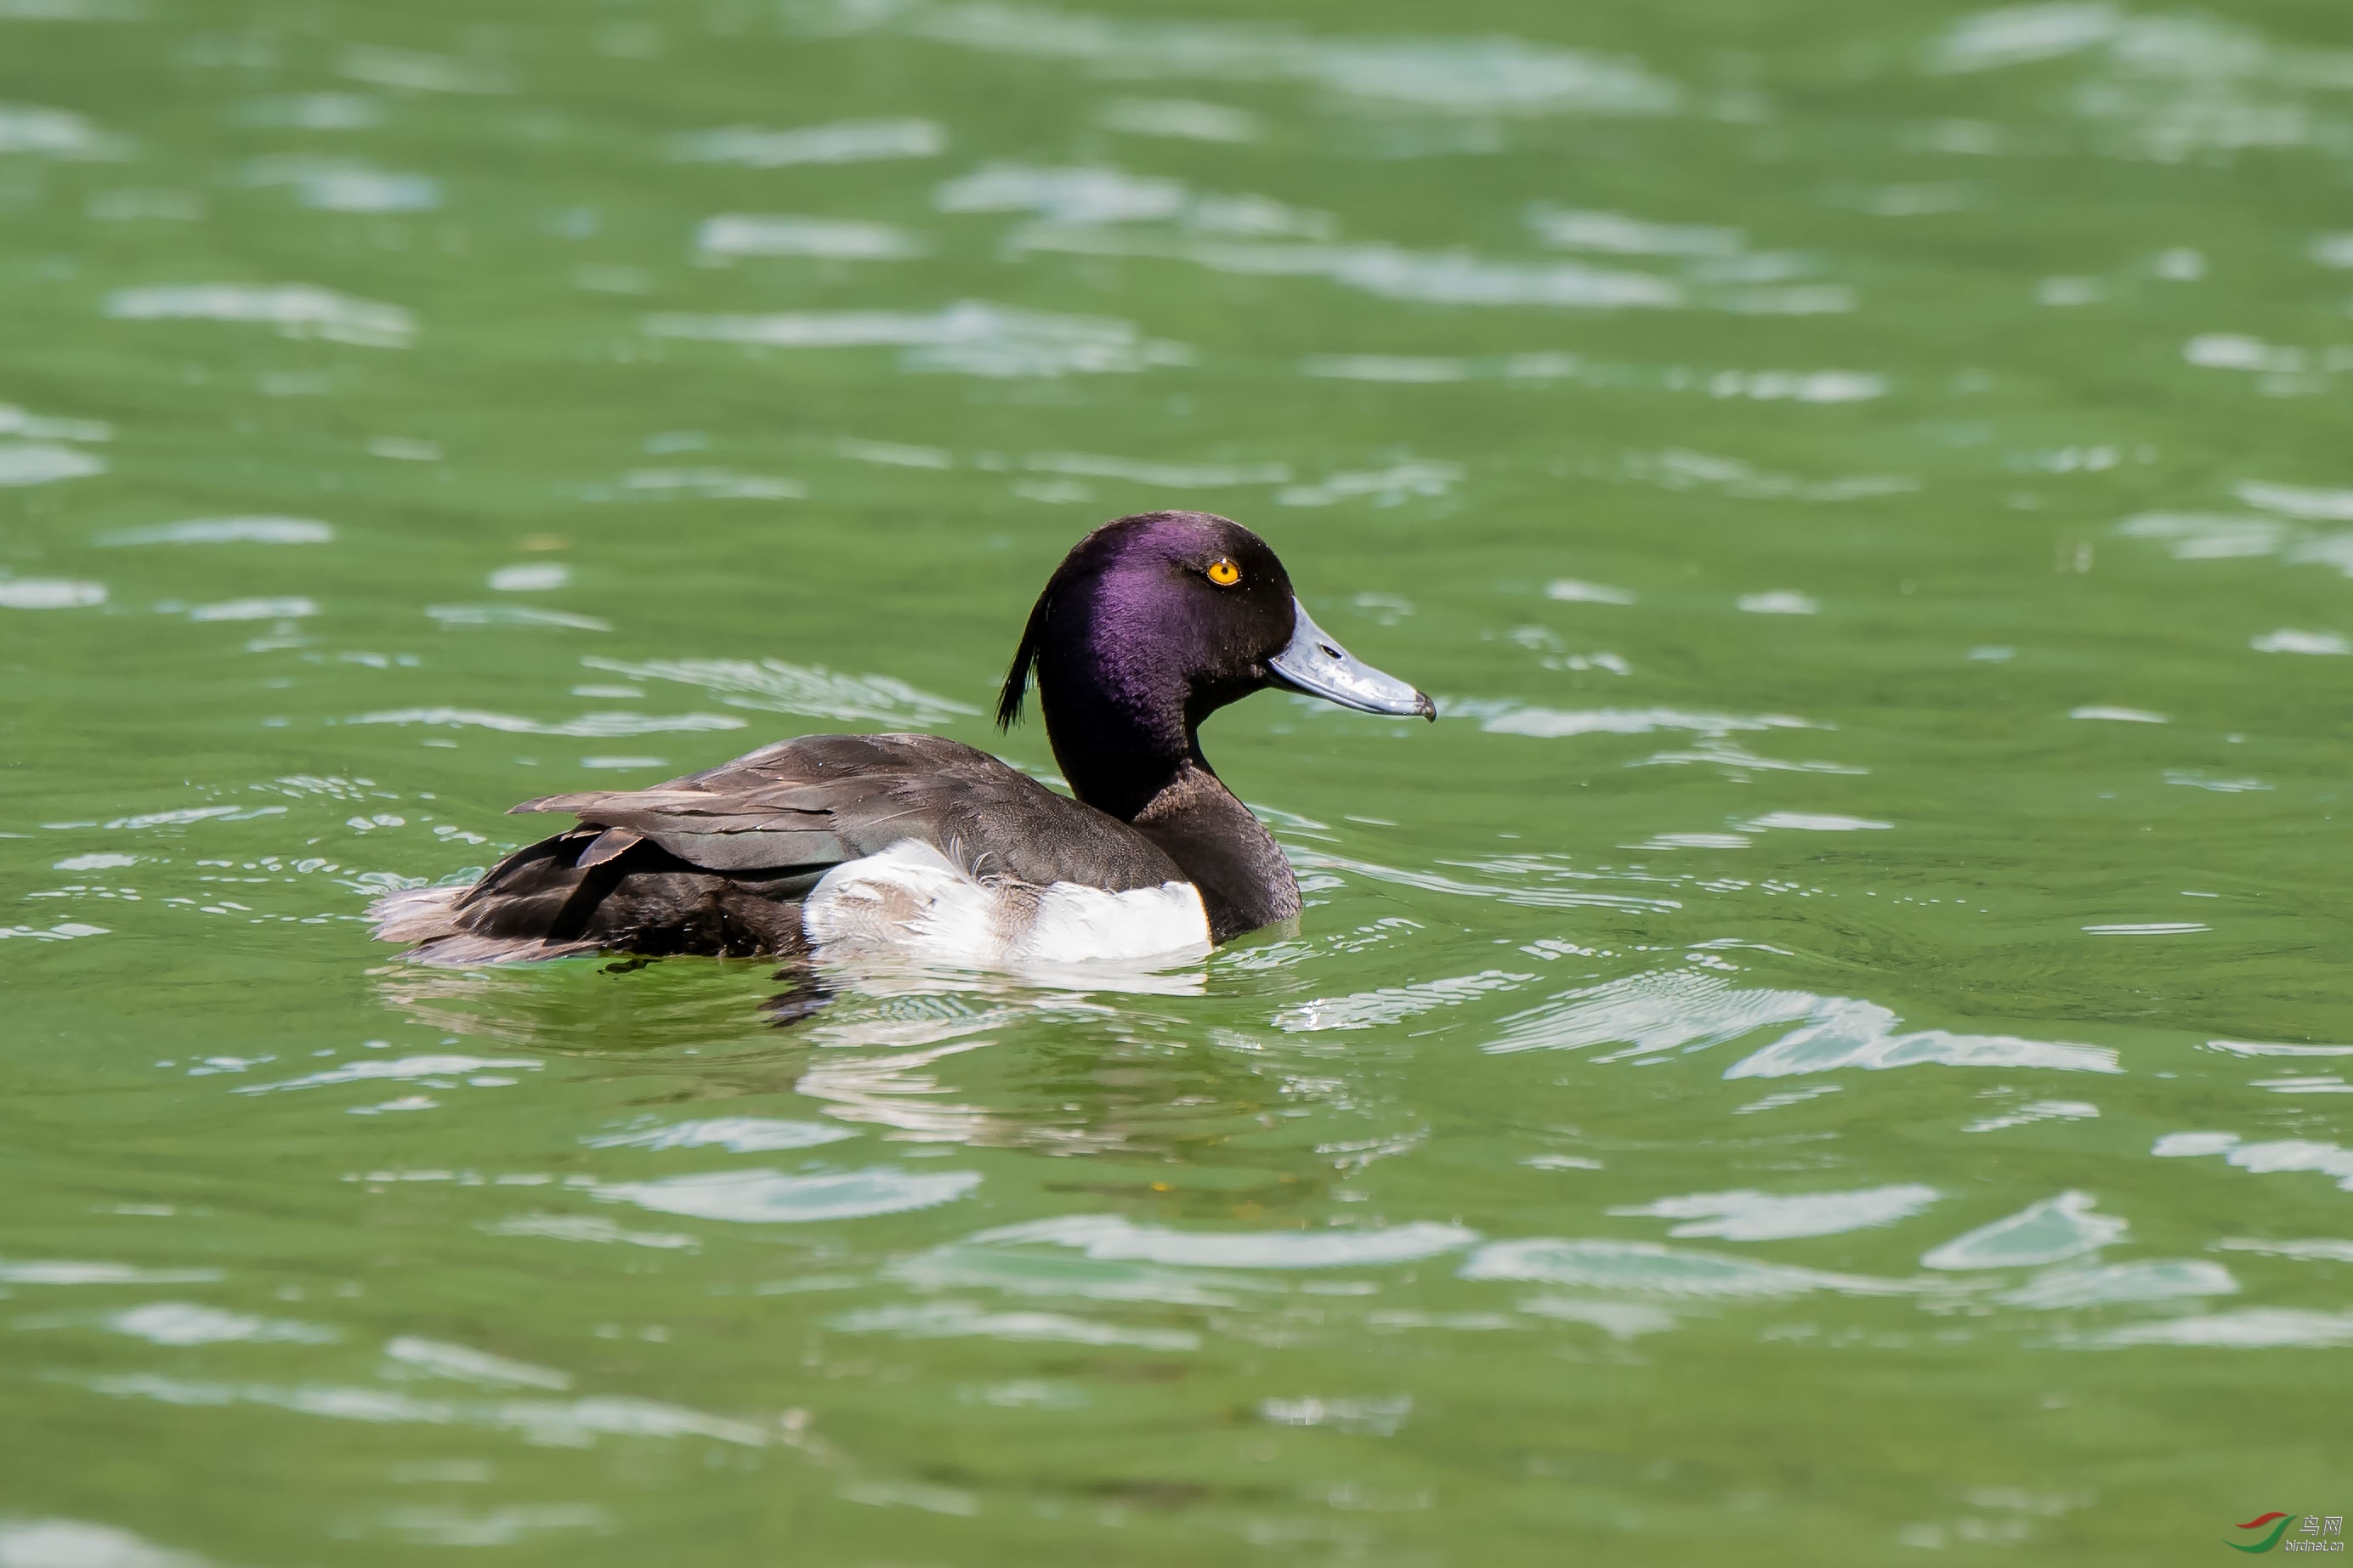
[1207,558,1241,586]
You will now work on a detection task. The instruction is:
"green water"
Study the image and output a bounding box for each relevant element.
[6,0,2353,1560]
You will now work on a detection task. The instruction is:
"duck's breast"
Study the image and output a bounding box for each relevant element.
[800,839,1211,965]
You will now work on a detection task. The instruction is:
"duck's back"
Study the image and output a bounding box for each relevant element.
[368,732,1203,965]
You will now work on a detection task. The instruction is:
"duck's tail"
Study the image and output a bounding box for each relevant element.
[364,880,608,966]
[366,884,467,944]
[364,827,814,964]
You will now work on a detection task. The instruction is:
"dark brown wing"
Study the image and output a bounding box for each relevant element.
[509,732,1183,891]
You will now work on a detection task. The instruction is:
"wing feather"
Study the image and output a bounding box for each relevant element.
[497,732,1180,887]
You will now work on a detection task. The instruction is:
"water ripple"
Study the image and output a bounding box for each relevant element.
[695,215,927,261]
[968,1214,1477,1269]
[105,285,414,348]
[1460,1238,1921,1299]
[0,444,104,486]
[242,156,438,212]
[344,708,744,738]
[2152,1130,2353,1192]
[594,1167,982,1224]
[1273,970,1530,1033]
[2063,1309,2353,1350]
[383,1337,570,1390]
[0,1521,210,1568]
[938,161,1332,235]
[1919,1192,2126,1271]
[801,0,1682,116]
[1487,968,2120,1079]
[1008,227,1685,310]
[1287,849,1679,914]
[0,102,119,156]
[668,118,944,166]
[644,302,1193,377]
[96,516,332,546]
[583,1118,857,1153]
[826,1301,1199,1351]
[581,655,977,727]
[1468,705,1818,740]
[104,1303,337,1345]
[1609,1184,1942,1242]
[1996,1259,2235,1308]
[84,1373,771,1446]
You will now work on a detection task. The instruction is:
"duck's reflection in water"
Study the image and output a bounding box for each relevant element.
[365,952,1324,1168]
[367,954,791,1057]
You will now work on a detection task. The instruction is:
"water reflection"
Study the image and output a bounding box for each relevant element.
[372,957,794,1054]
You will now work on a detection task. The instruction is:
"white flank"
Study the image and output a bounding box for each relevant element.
[802,839,1209,966]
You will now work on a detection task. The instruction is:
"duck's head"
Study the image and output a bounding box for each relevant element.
[998,512,1432,809]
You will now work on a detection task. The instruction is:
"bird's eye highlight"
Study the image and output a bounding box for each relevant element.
[1206,558,1241,586]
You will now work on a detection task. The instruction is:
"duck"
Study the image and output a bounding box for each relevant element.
[368,510,1434,967]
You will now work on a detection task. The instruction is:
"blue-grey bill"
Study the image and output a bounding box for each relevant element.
[1267,599,1437,721]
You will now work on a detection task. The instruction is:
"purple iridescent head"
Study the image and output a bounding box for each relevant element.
[996,512,1432,810]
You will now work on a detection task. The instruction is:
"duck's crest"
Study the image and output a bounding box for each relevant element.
[995,575,1056,731]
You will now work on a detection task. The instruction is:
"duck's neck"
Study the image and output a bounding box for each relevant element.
[1126,759,1299,942]
[1037,659,1298,942]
